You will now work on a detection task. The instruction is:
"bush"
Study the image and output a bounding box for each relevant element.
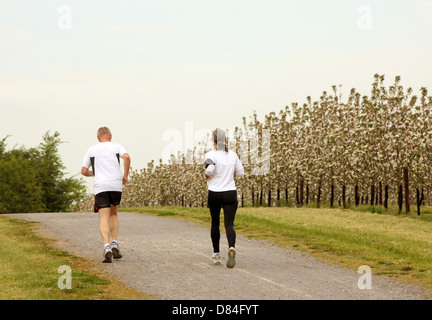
[0,132,86,213]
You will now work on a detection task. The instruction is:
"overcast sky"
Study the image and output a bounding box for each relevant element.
[1,0,431,192]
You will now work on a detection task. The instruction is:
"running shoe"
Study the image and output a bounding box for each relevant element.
[103,246,113,263]
[111,241,123,259]
[226,247,236,268]
[211,253,221,265]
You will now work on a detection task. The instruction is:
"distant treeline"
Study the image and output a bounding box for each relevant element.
[116,75,432,215]
[77,75,432,216]
[0,132,85,213]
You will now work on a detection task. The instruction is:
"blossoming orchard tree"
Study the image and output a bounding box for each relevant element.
[77,75,432,215]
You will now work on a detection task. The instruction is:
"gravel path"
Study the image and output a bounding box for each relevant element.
[7,211,429,300]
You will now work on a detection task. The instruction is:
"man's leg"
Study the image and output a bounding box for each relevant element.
[109,205,123,259]
[109,205,119,241]
[98,207,111,245]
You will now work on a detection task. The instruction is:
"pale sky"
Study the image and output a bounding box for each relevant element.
[1,0,431,192]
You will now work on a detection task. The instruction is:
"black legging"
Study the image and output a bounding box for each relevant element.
[208,190,238,253]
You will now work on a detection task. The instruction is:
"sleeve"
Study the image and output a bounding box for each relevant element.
[204,152,216,176]
[81,147,92,169]
[117,144,127,158]
[235,153,245,177]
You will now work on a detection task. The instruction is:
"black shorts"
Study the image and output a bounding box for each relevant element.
[94,191,122,213]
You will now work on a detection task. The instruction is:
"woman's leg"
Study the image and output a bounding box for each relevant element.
[208,191,222,253]
[222,190,238,249]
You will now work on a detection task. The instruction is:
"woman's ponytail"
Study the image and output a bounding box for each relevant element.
[213,128,228,152]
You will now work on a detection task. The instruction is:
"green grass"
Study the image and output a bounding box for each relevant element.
[0,216,150,300]
[122,205,432,294]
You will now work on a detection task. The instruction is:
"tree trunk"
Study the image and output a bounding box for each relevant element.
[384,185,389,209]
[398,184,403,212]
[379,181,383,205]
[370,185,375,206]
[277,188,280,201]
[241,192,244,208]
[404,167,410,214]
[299,179,304,206]
[259,190,263,206]
[416,188,420,216]
[417,187,424,216]
[355,184,359,206]
[306,185,309,205]
[317,185,321,208]
[268,189,271,207]
[252,186,255,206]
[342,185,346,209]
[330,185,334,208]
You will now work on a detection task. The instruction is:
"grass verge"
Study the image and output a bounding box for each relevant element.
[122,206,432,294]
[0,216,151,300]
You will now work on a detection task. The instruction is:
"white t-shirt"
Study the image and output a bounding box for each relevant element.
[205,149,244,192]
[82,142,127,194]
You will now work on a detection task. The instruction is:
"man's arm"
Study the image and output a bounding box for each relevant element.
[123,153,131,185]
[81,167,93,177]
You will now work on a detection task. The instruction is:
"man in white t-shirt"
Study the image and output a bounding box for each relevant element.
[81,127,130,263]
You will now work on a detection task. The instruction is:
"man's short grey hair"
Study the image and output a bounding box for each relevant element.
[97,127,111,138]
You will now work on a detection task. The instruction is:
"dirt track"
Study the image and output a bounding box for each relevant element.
[7,211,429,300]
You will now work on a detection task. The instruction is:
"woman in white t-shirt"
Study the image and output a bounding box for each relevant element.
[204,128,244,268]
